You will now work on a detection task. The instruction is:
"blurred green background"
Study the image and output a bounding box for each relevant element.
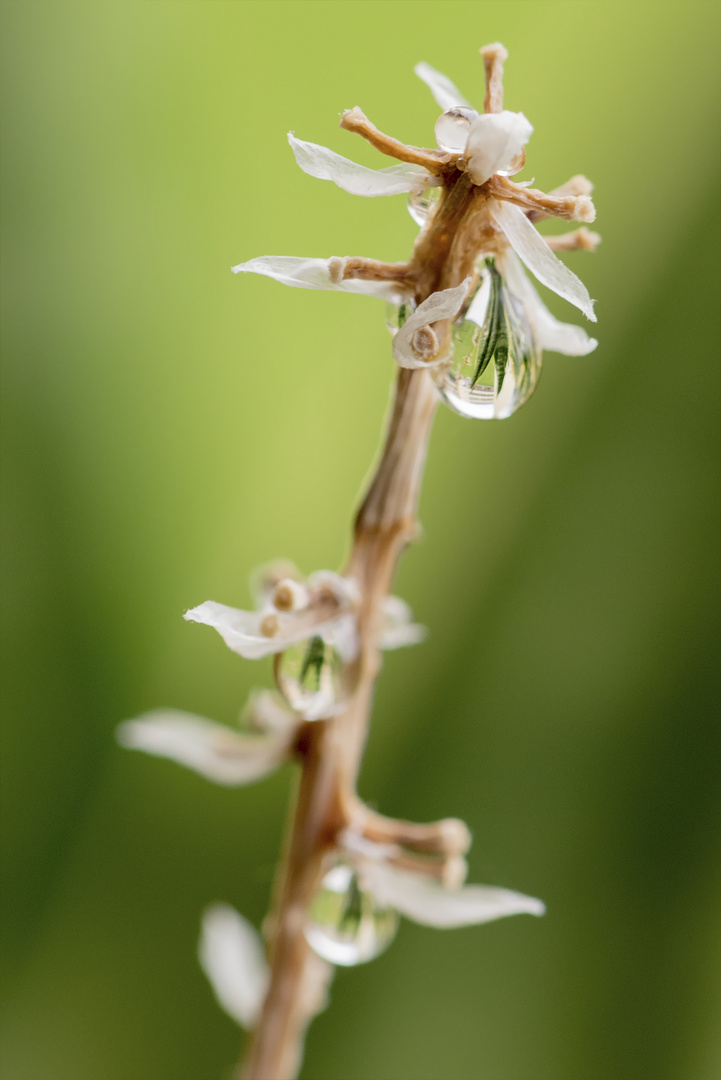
[1,2,719,1078]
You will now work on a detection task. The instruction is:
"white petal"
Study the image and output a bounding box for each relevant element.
[184,601,287,659]
[414,62,473,111]
[116,710,291,786]
[232,255,405,302]
[500,251,598,355]
[288,134,435,197]
[491,199,596,321]
[365,862,545,928]
[198,904,269,1029]
[392,278,472,369]
[463,111,533,186]
[379,595,427,650]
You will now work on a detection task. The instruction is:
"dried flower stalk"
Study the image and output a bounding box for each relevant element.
[118,42,599,1080]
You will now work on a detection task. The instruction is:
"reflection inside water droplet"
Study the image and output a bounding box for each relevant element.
[275,635,343,720]
[439,259,541,420]
[305,863,399,966]
[434,106,478,153]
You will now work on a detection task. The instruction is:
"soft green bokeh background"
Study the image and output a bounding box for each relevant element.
[2,3,719,1078]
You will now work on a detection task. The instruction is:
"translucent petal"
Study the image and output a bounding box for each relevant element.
[116,710,291,786]
[288,134,435,197]
[392,278,472,369]
[198,904,269,1029]
[365,862,546,928]
[232,256,405,303]
[184,601,293,659]
[463,111,533,186]
[491,199,596,321]
[500,251,598,356]
[379,595,427,650]
[414,62,473,111]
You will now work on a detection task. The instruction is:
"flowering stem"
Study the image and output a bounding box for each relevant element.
[241,367,439,1080]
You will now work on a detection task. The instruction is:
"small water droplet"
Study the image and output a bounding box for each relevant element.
[275,635,344,720]
[305,863,399,966]
[407,184,441,226]
[384,298,413,337]
[434,106,478,153]
[439,261,542,420]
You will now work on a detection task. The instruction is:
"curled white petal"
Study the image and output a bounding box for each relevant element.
[364,862,545,928]
[184,601,287,659]
[500,251,598,355]
[414,62,473,111]
[392,278,472,369]
[116,710,291,786]
[198,904,269,1029]
[288,134,435,197]
[379,596,427,650]
[232,256,405,303]
[491,199,596,321]
[463,111,533,185]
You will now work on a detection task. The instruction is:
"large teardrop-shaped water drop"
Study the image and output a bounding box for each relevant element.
[305,863,399,966]
[275,635,343,721]
[439,259,542,420]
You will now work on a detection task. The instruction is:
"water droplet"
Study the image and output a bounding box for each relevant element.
[407,184,441,226]
[439,260,542,420]
[275,635,344,720]
[434,106,478,153]
[384,298,413,337]
[305,863,399,966]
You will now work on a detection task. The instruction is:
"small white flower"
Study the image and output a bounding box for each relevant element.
[413,62,595,325]
[116,691,296,786]
[337,830,545,934]
[185,567,361,662]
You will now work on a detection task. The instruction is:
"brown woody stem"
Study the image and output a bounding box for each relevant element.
[241,367,440,1080]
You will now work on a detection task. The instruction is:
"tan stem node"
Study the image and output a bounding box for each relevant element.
[481,42,509,114]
